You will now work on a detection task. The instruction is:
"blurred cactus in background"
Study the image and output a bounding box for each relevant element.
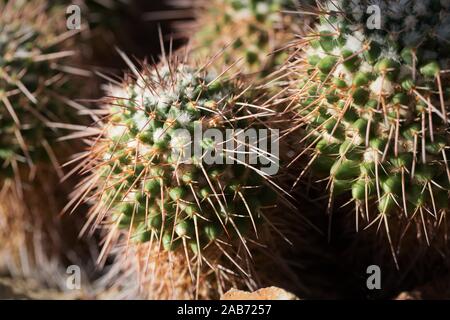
[0,0,95,285]
[0,0,84,182]
[171,0,304,77]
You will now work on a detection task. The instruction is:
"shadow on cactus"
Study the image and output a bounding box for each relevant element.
[285,0,450,261]
[67,51,301,298]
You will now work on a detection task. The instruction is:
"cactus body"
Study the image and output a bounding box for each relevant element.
[289,0,450,242]
[70,56,286,297]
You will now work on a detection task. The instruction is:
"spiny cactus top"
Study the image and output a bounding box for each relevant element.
[291,0,450,243]
[73,58,278,267]
[0,0,78,180]
[191,0,298,76]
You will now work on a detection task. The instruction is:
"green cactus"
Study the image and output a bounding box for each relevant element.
[288,0,450,245]
[70,56,280,288]
[0,0,81,182]
[191,0,298,76]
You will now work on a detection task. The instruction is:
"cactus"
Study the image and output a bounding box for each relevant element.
[286,0,450,250]
[187,0,299,76]
[0,0,83,183]
[69,54,288,297]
